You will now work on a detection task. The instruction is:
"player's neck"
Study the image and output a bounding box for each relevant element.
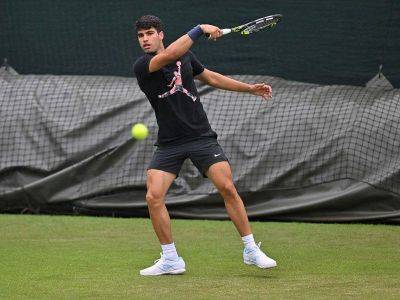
[156,44,165,54]
[156,48,165,54]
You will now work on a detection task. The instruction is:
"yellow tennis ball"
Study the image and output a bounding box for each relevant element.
[131,123,148,140]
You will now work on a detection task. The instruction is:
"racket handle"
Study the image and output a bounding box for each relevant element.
[221,28,231,35]
[205,28,231,39]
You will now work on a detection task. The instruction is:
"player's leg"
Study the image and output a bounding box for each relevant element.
[189,139,277,269]
[205,161,251,235]
[140,147,187,276]
[205,162,277,269]
[188,139,250,235]
[146,169,176,245]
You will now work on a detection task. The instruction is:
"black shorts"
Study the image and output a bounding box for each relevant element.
[148,138,229,177]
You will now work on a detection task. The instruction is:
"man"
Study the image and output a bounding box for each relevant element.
[134,15,276,276]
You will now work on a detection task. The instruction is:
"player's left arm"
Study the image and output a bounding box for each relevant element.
[196,69,272,100]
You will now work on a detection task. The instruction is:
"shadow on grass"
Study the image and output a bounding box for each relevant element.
[234,272,278,279]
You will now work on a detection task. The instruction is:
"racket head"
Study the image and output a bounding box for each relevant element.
[233,14,282,35]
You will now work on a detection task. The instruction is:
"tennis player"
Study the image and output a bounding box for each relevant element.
[134,15,276,276]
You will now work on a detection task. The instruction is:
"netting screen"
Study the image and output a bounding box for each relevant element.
[1,1,400,221]
[1,70,399,221]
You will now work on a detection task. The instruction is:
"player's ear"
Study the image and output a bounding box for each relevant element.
[159,31,164,40]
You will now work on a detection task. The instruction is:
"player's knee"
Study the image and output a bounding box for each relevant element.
[145,191,164,208]
[219,181,237,199]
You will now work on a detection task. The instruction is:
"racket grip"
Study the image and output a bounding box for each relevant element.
[205,28,231,38]
[221,29,231,35]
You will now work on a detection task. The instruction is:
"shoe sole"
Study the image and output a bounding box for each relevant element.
[140,268,186,276]
[244,260,277,269]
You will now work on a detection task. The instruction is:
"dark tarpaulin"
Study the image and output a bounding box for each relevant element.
[1,71,400,222]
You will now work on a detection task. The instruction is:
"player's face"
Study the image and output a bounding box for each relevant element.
[137,27,164,53]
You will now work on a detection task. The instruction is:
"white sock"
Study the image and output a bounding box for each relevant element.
[242,234,257,249]
[161,242,179,261]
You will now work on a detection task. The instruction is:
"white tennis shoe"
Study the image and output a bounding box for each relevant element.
[140,253,186,276]
[243,242,277,269]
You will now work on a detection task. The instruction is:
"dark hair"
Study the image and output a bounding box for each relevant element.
[135,15,164,32]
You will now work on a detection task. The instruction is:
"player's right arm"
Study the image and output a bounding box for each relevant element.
[148,24,222,73]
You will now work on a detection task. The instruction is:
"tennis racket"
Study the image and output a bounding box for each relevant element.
[221,14,282,36]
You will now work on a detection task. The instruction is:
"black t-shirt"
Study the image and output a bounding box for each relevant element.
[134,51,217,146]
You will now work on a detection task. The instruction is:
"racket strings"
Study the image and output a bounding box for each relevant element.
[241,16,281,35]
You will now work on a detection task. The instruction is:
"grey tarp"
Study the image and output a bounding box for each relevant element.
[1,71,400,222]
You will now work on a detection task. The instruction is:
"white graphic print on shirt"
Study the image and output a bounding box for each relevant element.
[158,61,197,102]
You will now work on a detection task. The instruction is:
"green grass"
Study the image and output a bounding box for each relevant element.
[0,215,399,299]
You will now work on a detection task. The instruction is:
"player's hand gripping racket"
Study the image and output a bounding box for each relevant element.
[221,14,282,36]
